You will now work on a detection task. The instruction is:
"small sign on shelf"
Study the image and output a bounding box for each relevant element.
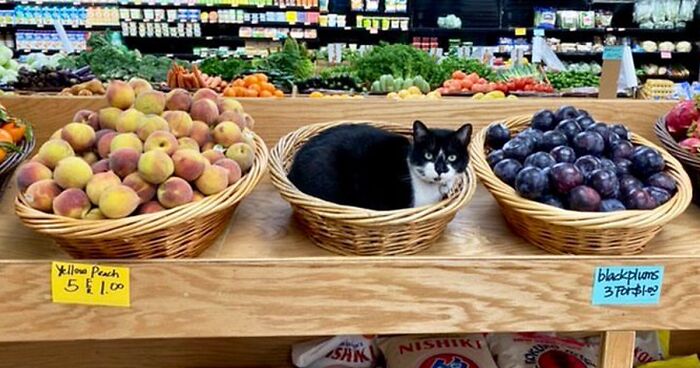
[591,265,664,306]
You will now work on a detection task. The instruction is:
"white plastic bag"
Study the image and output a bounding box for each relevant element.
[488,333,599,368]
[292,335,378,368]
[379,334,498,368]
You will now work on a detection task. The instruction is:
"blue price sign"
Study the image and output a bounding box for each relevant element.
[603,46,624,60]
[592,266,664,306]
[533,28,545,37]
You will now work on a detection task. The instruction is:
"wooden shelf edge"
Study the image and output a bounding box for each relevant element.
[0,256,698,343]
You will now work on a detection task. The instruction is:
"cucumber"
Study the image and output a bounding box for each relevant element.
[371,80,381,93]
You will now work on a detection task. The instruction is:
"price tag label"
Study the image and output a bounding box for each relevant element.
[591,266,664,306]
[514,27,526,36]
[533,28,544,37]
[661,51,672,59]
[51,261,130,307]
[603,45,624,60]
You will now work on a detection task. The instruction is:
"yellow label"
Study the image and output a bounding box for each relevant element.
[515,27,526,36]
[51,261,130,307]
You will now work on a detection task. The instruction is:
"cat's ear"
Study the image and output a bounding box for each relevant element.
[455,123,472,146]
[413,120,430,143]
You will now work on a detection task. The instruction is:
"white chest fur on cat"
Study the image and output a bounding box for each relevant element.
[410,170,447,207]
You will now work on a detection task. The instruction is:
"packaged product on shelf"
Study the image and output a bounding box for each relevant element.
[365,0,379,12]
[557,10,579,29]
[351,0,363,11]
[292,335,378,368]
[578,10,594,29]
[379,334,498,368]
[534,7,556,29]
[639,355,700,368]
[488,333,599,368]
[595,10,613,28]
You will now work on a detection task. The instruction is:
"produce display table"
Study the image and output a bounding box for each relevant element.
[0,96,697,367]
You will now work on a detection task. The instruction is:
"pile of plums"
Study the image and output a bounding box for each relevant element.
[485,106,677,212]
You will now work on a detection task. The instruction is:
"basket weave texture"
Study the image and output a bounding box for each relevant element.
[0,123,35,190]
[15,132,269,259]
[471,115,692,255]
[654,117,700,206]
[269,121,476,256]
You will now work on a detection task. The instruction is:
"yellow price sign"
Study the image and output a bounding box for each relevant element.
[515,27,527,36]
[51,261,130,307]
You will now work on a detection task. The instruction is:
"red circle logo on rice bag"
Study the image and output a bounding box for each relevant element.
[538,350,587,368]
[420,353,480,368]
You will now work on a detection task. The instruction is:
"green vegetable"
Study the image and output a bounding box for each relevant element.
[351,43,441,88]
[252,38,314,81]
[546,71,600,90]
[199,57,251,81]
[59,31,181,82]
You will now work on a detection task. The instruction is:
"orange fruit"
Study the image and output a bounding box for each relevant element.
[249,84,261,92]
[274,90,284,97]
[232,79,245,87]
[0,129,13,162]
[223,87,236,97]
[245,88,259,98]
[255,73,268,83]
[260,90,273,98]
[2,121,25,143]
[243,75,259,87]
[261,82,275,92]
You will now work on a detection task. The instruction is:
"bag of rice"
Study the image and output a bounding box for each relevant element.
[379,334,497,368]
[292,335,378,368]
[488,333,599,368]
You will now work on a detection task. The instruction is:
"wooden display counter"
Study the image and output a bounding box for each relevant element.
[0,96,696,367]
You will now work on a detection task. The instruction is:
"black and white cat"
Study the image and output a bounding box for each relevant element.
[288,121,472,210]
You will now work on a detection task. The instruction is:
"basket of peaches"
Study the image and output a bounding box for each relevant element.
[14,82,268,259]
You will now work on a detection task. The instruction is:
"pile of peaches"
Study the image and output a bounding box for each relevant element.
[17,81,257,220]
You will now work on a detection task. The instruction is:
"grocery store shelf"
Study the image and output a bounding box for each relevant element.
[1,23,115,30]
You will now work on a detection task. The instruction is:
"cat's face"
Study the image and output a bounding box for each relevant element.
[409,120,472,185]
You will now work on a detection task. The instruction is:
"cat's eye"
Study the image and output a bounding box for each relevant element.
[447,154,457,162]
[424,152,433,160]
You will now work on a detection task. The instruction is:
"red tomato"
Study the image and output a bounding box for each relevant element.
[514,78,526,90]
[524,84,533,91]
[460,79,473,90]
[443,80,452,88]
[452,71,467,80]
[467,73,479,83]
[495,82,508,93]
[506,81,516,91]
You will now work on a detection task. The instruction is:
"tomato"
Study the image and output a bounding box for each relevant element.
[443,80,452,88]
[495,82,508,93]
[524,84,533,91]
[477,78,487,85]
[460,79,473,90]
[514,78,526,90]
[471,83,487,93]
[2,121,25,143]
[506,81,516,91]
[452,71,467,80]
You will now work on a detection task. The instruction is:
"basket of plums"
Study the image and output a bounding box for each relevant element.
[471,106,692,255]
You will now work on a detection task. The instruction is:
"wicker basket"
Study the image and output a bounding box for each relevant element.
[654,117,700,206]
[269,121,476,256]
[15,132,268,259]
[0,122,35,191]
[471,115,692,255]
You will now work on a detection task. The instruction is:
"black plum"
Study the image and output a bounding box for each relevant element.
[624,188,658,210]
[619,175,644,197]
[549,163,584,194]
[539,195,565,209]
[554,105,579,122]
[577,109,590,118]
[502,137,533,162]
[555,119,582,142]
[515,167,549,200]
[568,185,602,212]
[574,155,602,178]
[487,149,505,168]
[493,159,523,186]
[550,146,576,163]
[631,146,665,177]
[600,199,626,212]
[575,115,595,130]
[600,158,616,172]
[610,124,630,140]
[531,109,556,131]
[542,130,568,151]
[646,186,672,205]
[588,169,620,199]
[524,152,556,169]
[586,122,611,141]
[572,131,605,157]
[517,128,544,151]
[614,158,633,176]
[646,172,677,194]
[605,132,621,149]
[610,140,634,160]
[485,123,511,149]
